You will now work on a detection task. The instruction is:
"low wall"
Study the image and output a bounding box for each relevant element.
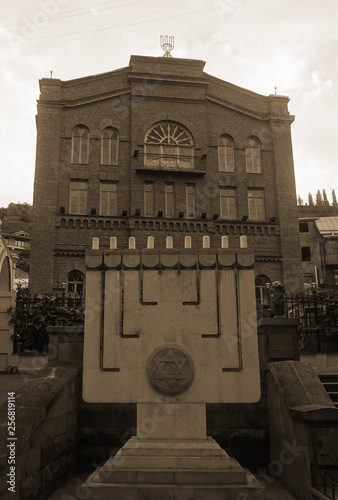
[0,362,80,500]
[267,360,338,500]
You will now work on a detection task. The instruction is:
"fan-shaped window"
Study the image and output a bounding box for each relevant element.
[245,137,261,173]
[218,135,235,172]
[67,270,85,304]
[144,122,194,169]
[72,126,89,164]
[101,127,119,165]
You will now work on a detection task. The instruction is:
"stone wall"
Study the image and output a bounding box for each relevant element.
[267,360,338,500]
[0,363,79,500]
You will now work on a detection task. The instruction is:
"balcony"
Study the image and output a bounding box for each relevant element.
[325,254,338,265]
[135,151,206,175]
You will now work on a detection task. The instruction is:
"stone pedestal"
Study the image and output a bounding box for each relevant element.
[81,403,264,499]
[80,249,263,499]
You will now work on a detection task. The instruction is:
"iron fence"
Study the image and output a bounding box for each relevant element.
[13,291,85,353]
[312,468,338,499]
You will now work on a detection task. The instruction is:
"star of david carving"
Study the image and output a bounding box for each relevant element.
[146,346,194,395]
[317,429,338,464]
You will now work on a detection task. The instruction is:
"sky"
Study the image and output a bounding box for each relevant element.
[0,0,337,208]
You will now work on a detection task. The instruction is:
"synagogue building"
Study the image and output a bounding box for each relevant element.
[30,55,302,296]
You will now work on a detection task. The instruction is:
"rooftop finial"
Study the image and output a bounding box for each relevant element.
[160,35,174,58]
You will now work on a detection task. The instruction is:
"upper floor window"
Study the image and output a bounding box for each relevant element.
[101,127,119,165]
[165,183,175,218]
[248,188,265,220]
[245,137,261,173]
[144,122,194,169]
[299,222,309,233]
[70,181,87,214]
[71,126,89,164]
[144,182,154,216]
[186,185,196,218]
[220,188,237,219]
[100,182,117,216]
[218,135,235,172]
[301,246,311,262]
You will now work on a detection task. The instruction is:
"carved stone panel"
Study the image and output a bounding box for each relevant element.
[146,346,194,395]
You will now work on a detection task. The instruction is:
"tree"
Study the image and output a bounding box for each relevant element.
[332,189,338,206]
[308,193,315,206]
[316,190,324,206]
[297,195,304,206]
[323,189,330,206]
[0,203,32,234]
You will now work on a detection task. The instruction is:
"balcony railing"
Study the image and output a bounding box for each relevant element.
[135,152,206,175]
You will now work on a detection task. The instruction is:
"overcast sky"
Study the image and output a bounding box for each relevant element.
[1,0,337,208]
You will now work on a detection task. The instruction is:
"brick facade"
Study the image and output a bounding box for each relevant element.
[30,55,302,294]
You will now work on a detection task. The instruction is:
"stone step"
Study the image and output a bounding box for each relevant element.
[81,472,264,500]
[111,453,237,470]
[321,382,338,392]
[96,467,247,485]
[121,437,226,457]
[328,391,338,402]
[319,374,338,383]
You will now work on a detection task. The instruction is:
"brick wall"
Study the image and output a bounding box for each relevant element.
[30,55,302,294]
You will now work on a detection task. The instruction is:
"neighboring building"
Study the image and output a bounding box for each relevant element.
[0,229,30,289]
[2,230,31,254]
[30,55,302,296]
[298,205,338,288]
[0,235,14,292]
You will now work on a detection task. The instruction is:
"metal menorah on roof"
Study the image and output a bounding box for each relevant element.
[160,35,174,57]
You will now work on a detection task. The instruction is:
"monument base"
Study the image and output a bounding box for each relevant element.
[81,437,264,499]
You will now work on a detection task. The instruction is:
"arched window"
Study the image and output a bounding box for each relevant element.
[218,135,235,172]
[101,127,119,165]
[144,122,194,169]
[245,137,261,173]
[67,270,85,299]
[255,274,271,318]
[72,126,89,164]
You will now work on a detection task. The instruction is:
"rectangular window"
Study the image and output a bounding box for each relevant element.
[186,185,196,218]
[248,189,265,220]
[299,222,309,232]
[100,183,117,216]
[301,247,311,262]
[334,270,338,287]
[165,183,175,217]
[144,182,154,216]
[70,181,87,214]
[245,147,261,173]
[220,188,237,220]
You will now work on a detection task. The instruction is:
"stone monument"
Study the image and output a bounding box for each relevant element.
[81,235,263,499]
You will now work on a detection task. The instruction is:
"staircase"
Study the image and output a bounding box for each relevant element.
[318,374,338,408]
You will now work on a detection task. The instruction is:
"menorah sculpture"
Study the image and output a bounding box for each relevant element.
[160,35,174,57]
[81,235,263,499]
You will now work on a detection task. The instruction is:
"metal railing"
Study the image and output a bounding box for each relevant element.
[312,469,338,499]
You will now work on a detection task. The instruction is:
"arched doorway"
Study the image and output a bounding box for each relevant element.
[0,257,11,292]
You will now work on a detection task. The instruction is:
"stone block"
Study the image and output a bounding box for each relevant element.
[25,446,41,476]
[137,403,206,440]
